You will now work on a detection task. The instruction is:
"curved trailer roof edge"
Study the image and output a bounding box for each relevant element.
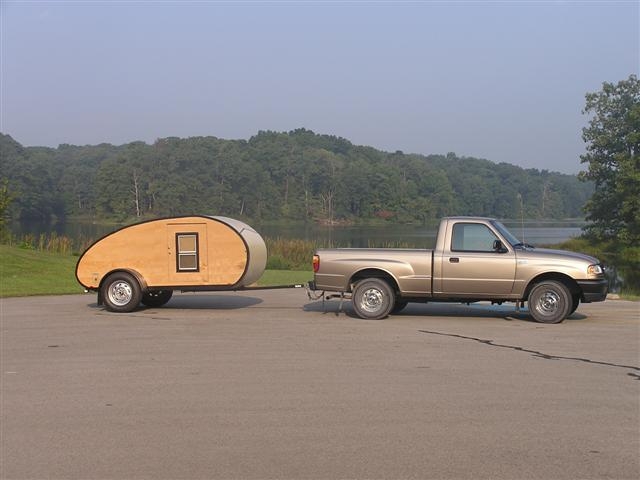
[210,215,267,287]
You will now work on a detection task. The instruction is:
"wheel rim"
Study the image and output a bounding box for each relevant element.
[359,287,384,314]
[108,281,133,307]
[534,289,560,316]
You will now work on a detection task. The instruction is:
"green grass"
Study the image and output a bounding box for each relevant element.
[0,244,311,297]
[0,244,82,297]
[617,291,640,301]
[258,269,312,287]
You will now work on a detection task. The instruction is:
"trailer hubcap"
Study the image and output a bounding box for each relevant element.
[108,281,133,306]
[360,288,384,313]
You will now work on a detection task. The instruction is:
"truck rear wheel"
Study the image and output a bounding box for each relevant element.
[352,278,395,320]
[528,280,571,324]
[101,272,142,313]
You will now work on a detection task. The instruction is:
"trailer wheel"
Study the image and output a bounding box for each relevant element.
[142,290,173,308]
[352,278,395,320]
[528,280,571,324]
[102,272,142,313]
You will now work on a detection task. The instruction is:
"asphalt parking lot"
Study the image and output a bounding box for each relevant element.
[1,291,639,480]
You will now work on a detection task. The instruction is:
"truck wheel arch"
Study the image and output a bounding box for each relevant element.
[523,273,580,301]
[349,268,400,294]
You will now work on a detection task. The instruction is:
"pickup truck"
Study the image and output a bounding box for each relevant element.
[309,217,608,323]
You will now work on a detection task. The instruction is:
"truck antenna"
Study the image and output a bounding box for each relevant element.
[517,193,525,243]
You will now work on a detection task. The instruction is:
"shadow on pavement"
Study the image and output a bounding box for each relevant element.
[89,294,263,312]
[304,299,588,322]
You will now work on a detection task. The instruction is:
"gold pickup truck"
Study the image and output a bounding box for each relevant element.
[309,217,608,323]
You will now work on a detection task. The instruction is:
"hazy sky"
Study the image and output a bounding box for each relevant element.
[1,1,638,173]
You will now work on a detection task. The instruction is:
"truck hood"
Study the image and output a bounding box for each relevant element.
[517,247,600,265]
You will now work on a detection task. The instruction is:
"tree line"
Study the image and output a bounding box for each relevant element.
[0,129,592,225]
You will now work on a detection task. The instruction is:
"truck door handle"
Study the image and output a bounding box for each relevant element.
[449,257,459,263]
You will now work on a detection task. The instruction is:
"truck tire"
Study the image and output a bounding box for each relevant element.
[352,278,395,320]
[528,280,571,324]
[141,290,173,308]
[101,272,142,313]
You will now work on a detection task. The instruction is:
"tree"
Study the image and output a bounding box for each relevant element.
[0,179,13,239]
[580,75,640,247]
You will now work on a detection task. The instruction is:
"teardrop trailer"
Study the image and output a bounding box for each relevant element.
[75,215,291,312]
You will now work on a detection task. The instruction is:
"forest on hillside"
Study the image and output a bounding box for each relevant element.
[0,129,592,225]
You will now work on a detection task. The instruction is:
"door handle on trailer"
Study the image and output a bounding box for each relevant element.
[449,257,460,263]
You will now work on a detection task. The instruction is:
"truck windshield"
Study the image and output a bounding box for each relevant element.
[491,220,522,247]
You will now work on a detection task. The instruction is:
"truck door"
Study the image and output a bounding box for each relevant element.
[166,223,209,285]
[439,222,515,296]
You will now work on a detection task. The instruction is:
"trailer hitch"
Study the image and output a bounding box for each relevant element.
[306,281,349,316]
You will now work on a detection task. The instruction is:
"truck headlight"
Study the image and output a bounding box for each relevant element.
[587,264,603,275]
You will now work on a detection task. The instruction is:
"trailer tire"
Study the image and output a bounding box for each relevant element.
[102,272,142,313]
[352,278,395,320]
[142,290,173,308]
[528,280,571,324]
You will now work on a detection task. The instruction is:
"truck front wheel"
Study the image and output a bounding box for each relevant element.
[352,278,395,320]
[101,272,142,313]
[528,280,571,324]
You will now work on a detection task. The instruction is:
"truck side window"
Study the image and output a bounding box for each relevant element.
[451,223,499,252]
[176,233,199,271]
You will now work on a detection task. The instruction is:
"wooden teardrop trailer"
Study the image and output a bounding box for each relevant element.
[76,216,267,312]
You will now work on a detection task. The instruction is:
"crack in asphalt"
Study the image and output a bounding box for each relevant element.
[418,330,640,381]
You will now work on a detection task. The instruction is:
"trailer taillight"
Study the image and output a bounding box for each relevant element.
[312,255,320,273]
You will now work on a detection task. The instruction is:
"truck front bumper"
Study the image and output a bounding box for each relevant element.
[577,279,608,303]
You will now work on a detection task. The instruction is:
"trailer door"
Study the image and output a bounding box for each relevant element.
[167,223,209,285]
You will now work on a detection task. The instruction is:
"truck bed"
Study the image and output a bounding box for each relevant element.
[313,248,434,295]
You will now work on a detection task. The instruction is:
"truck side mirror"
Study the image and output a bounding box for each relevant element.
[493,240,507,253]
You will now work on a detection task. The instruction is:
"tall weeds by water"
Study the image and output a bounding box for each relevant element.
[5,233,92,256]
[264,237,411,270]
[265,237,317,270]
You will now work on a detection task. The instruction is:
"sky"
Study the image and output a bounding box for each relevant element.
[1,1,638,174]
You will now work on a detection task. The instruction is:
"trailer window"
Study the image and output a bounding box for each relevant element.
[176,233,199,271]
